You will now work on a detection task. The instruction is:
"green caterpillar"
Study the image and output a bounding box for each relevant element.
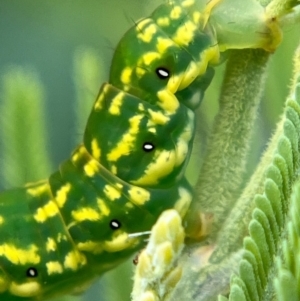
[0,0,281,300]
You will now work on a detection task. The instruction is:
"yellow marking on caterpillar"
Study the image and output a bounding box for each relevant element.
[72,151,80,162]
[173,20,197,47]
[199,45,220,71]
[111,165,117,175]
[9,281,41,298]
[57,233,67,243]
[103,232,135,252]
[147,109,170,125]
[132,150,176,186]
[94,84,109,110]
[107,114,143,161]
[26,182,49,197]
[148,127,156,134]
[201,0,222,29]
[72,207,100,222]
[170,6,182,19]
[168,73,183,93]
[174,187,192,217]
[193,11,201,24]
[71,146,86,163]
[156,37,174,53]
[156,17,170,27]
[109,92,124,115]
[64,250,87,270]
[0,216,4,225]
[91,139,101,161]
[46,261,63,275]
[137,22,157,43]
[125,202,134,209]
[138,103,145,112]
[157,90,179,113]
[128,187,150,205]
[175,114,194,166]
[97,198,110,216]
[46,237,57,252]
[0,277,8,293]
[34,200,59,223]
[77,241,103,254]
[84,159,100,177]
[56,183,71,208]
[0,244,40,265]
[121,67,132,84]
[136,18,152,31]
[140,52,161,66]
[182,0,195,7]
[104,184,122,201]
[178,61,199,90]
[136,67,146,78]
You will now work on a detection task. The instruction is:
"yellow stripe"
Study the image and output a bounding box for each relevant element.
[156,17,170,27]
[157,90,179,113]
[107,115,143,161]
[172,20,197,46]
[140,52,161,66]
[34,200,59,223]
[104,184,122,201]
[84,160,100,177]
[137,22,157,43]
[91,139,101,161]
[0,244,40,265]
[170,6,182,19]
[109,92,124,115]
[156,37,174,53]
[56,183,71,208]
[26,183,49,197]
[132,150,176,186]
[121,67,132,84]
[46,237,57,252]
[46,261,63,275]
[77,241,103,254]
[64,250,86,270]
[97,198,110,216]
[72,207,100,222]
[9,282,41,298]
[128,187,150,205]
[103,232,135,252]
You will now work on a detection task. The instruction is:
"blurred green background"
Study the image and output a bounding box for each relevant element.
[0,1,299,301]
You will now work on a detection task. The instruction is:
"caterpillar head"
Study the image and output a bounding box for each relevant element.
[109,16,218,112]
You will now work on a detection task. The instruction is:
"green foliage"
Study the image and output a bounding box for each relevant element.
[0,67,52,188]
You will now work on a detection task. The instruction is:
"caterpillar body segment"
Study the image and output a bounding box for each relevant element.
[0,145,193,300]
[0,0,285,300]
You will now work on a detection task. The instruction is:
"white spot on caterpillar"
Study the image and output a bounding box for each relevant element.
[156,68,170,79]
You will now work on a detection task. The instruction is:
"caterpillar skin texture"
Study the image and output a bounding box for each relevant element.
[0,0,219,300]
